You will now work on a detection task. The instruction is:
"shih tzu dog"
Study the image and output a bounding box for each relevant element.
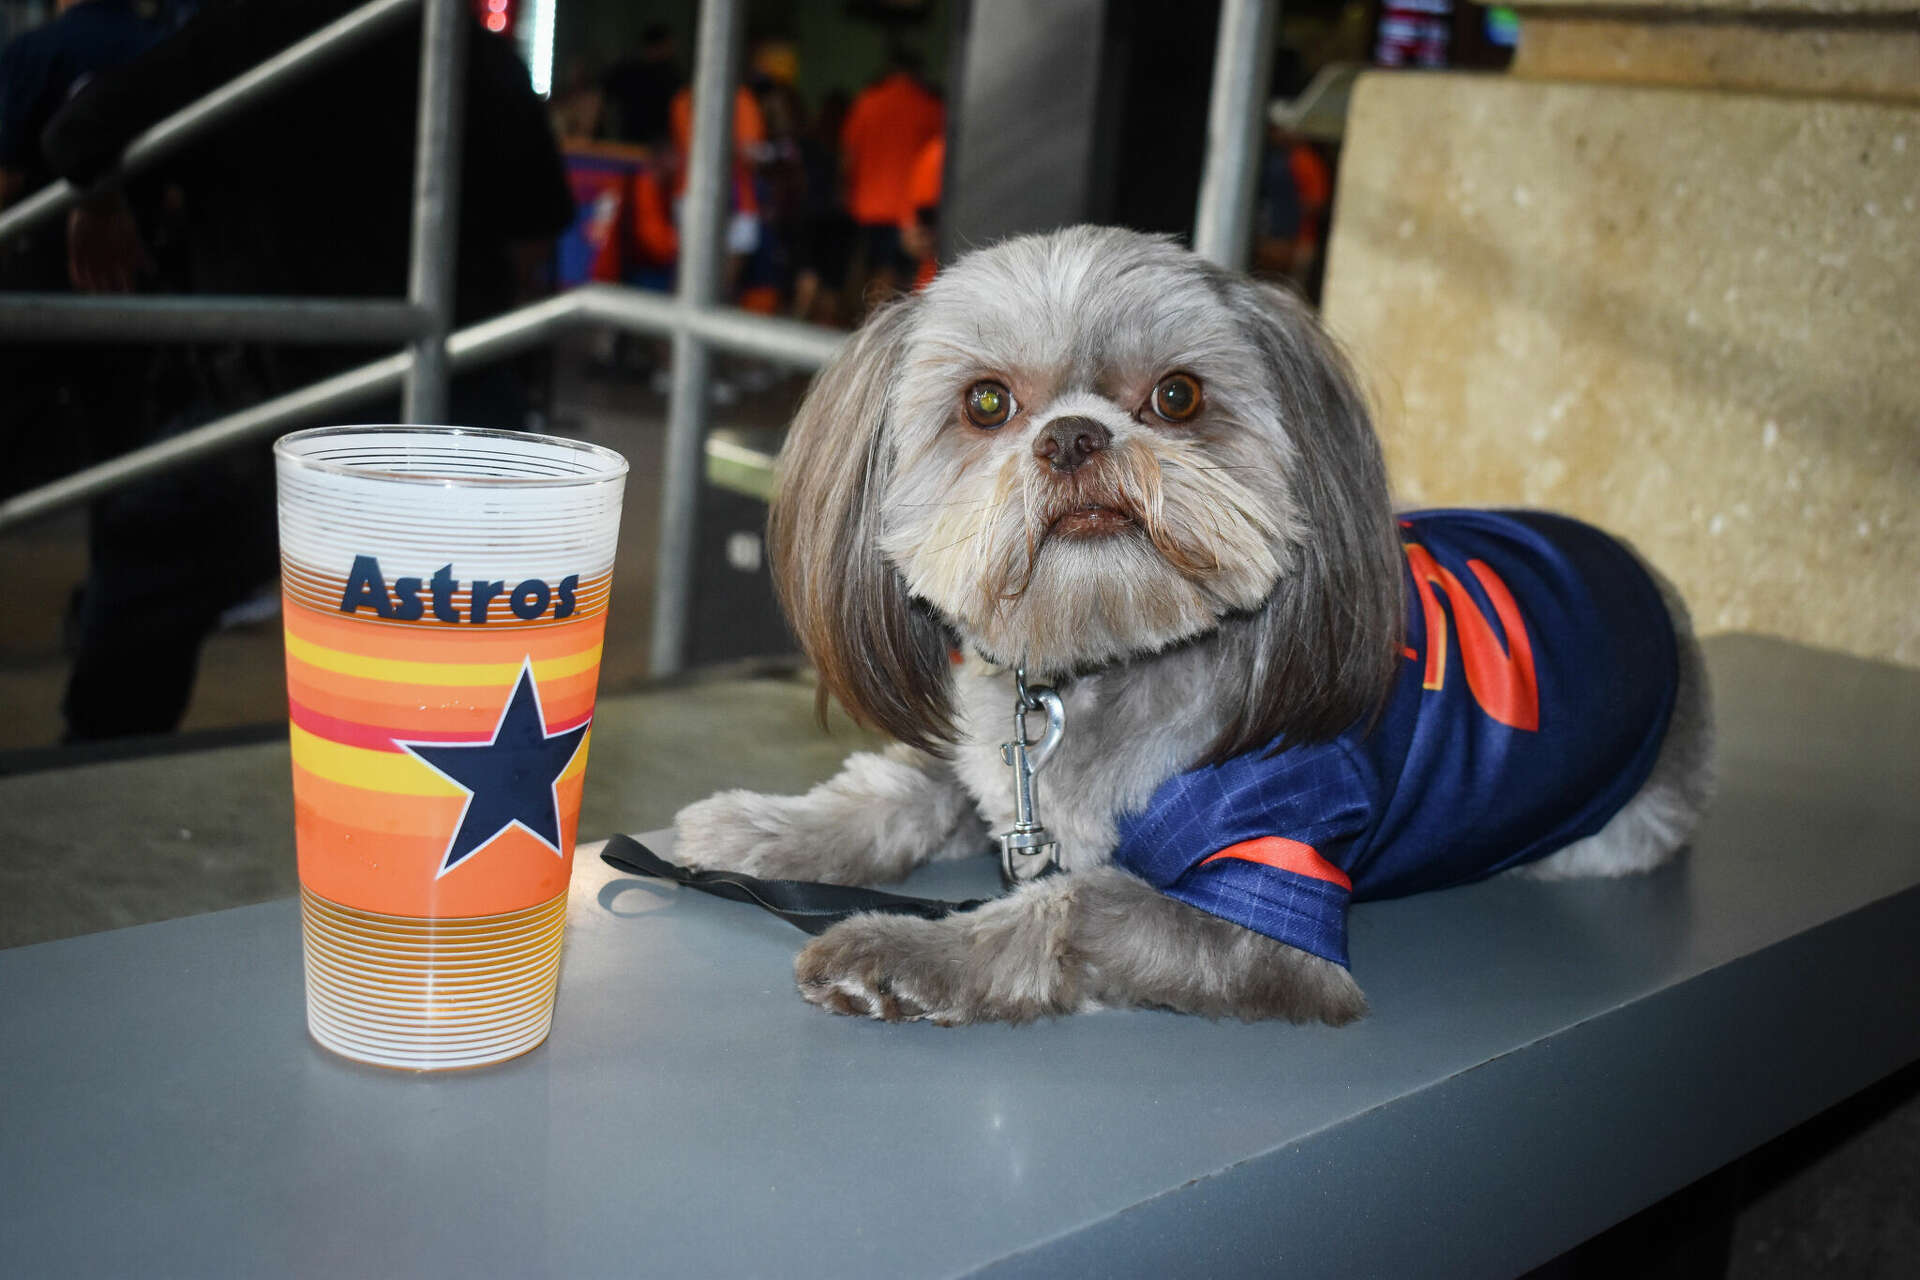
[673,226,1715,1026]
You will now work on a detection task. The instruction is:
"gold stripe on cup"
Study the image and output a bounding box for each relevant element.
[301,949,566,1011]
[305,1003,556,1054]
[301,914,569,965]
[304,889,565,931]
[299,886,569,1070]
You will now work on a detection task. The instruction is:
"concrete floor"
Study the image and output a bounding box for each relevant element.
[0,669,880,950]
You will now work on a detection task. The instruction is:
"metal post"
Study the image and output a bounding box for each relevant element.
[0,0,418,249]
[1192,0,1279,269]
[649,0,743,678]
[401,0,467,423]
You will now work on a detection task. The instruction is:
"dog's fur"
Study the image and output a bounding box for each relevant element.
[673,226,1717,1025]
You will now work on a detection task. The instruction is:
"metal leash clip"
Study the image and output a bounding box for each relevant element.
[998,666,1065,885]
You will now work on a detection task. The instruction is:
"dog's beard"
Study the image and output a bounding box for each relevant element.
[882,431,1297,672]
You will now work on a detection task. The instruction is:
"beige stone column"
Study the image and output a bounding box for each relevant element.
[1321,0,1919,665]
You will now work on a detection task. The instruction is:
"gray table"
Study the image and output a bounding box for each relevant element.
[4,636,1918,1278]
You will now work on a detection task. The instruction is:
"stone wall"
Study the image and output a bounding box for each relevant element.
[1321,2,1919,666]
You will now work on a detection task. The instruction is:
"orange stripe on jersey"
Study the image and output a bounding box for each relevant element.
[1200,837,1353,892]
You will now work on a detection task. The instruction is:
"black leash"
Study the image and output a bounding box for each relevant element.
[599,834,991,936]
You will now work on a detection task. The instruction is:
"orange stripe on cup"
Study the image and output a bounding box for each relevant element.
[283,663,600,736]
[282,625,602,688]
[1199,837,1353,891]
[294,767,585,917]
[284,598,609,658]
[283,585,602,917]
[289,696,592,753]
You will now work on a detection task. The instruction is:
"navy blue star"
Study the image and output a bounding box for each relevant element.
[402,661,591,877]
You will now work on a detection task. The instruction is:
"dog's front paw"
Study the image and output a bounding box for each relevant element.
[670,789,841,880]
[794,900,1079,1026]
[795,915,947,1022]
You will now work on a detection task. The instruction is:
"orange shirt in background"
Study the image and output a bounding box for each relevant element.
[1290,143,1330,251]
[669,85,766,160]
[631,165,679,266]
[901,136,945,290]
[840,72,944,227]
[668,85,765,212]
[901,135,944,226]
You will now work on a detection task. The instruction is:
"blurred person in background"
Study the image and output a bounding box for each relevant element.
[37,0,573,741]
[1252,116,1330,296]
[668,74,766,304]
[600,22,678,147]
[742,38,804,317]
[0,0,163,497]
[0,0,161,212]
[898,133,942,292]
[839,45,941,310]
[788,87,850,327]
[548,52,607,145]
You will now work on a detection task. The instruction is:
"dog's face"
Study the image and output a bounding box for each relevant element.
[772,227,1403,758]
[876,231,1302,670]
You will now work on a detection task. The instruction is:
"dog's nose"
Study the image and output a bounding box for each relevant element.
[1034,416,1111,473]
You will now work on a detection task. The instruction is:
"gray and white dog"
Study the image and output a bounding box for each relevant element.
[672,226,1715,1026]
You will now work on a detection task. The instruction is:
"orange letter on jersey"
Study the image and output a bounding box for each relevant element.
[1403,543,1540,731]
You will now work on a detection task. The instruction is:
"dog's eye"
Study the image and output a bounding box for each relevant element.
[1150,373,1203,423]
[964,381,1016,429]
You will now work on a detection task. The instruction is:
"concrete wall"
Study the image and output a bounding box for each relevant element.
[1321,2,1919,667]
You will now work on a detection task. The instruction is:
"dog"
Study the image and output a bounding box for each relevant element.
[672,226,1716,1026]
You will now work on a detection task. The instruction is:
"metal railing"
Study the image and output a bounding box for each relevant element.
[0,0,1280,675]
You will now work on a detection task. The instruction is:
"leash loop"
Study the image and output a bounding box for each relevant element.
[999,665,1065,884]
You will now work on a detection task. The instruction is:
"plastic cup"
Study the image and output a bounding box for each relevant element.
[274,426,627,1070]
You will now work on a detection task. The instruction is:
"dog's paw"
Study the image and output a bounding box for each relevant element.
[670,789,845,881]
[795,914,953,1022]
[794,917,998,1028]
[794,903,1079,1026]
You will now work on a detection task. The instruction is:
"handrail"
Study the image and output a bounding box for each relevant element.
[0,0,418,249]
[0,296,432,343]
[0,284,846,533]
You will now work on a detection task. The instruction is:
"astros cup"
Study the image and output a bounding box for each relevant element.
[274,426,627,1070]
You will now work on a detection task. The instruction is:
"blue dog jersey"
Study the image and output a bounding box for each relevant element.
[1111,509,1679,968]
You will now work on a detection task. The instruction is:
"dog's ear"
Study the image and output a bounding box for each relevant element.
[769,297,957,752]
[1207,277,1405,762]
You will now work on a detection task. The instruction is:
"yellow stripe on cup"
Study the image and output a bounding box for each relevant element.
[288,724,591,796]
[283,629,604,686]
